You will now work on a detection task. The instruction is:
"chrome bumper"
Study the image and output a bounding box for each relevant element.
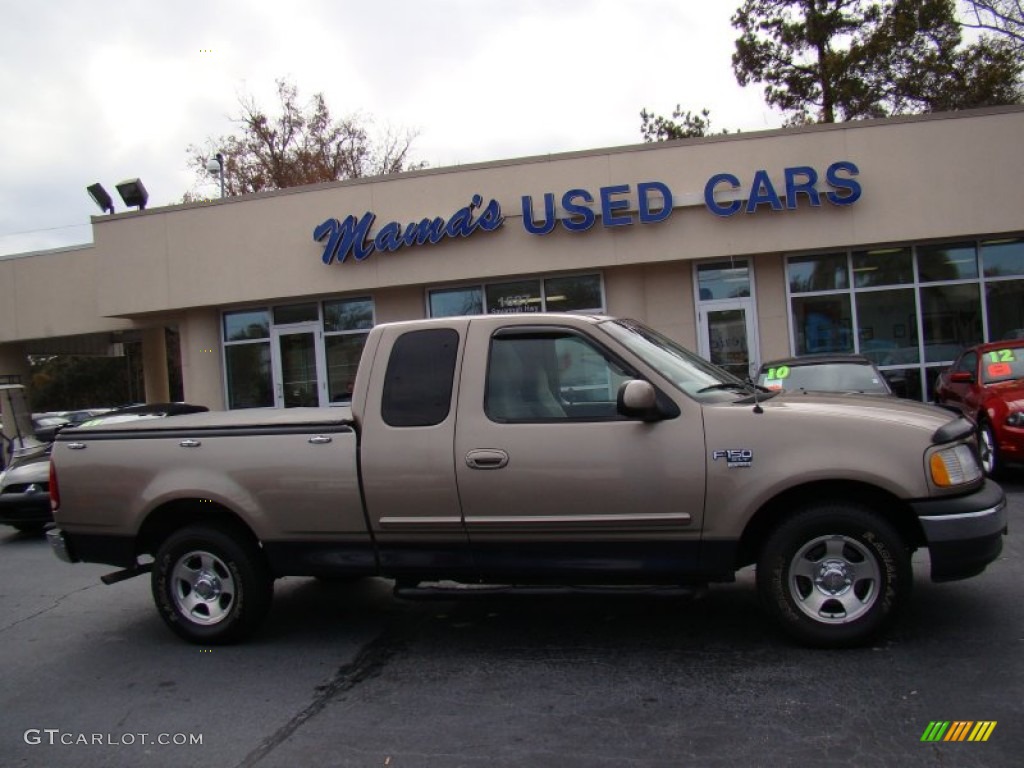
[46,526,76,563]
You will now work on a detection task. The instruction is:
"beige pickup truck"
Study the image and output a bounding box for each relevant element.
[47,314,1007,647]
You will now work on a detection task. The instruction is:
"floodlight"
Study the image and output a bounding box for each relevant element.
[87,183,114,214]
[115,178,149,210]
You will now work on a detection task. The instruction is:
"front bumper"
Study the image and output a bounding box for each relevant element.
[911,480,1007,582]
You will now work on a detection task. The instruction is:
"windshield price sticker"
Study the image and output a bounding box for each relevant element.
[764,365,789,390]
[987,349,1017,378]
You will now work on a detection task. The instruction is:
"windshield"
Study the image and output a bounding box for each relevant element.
[599,318,754,401]
[757,362,891,394]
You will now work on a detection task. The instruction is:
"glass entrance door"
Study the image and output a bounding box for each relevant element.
[698,304,758,380]
[271,325,326,407]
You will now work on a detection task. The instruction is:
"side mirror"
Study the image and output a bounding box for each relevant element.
[617,380,662,422]
[949,371,975,384]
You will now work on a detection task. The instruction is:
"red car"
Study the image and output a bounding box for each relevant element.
[935,340,1024,476]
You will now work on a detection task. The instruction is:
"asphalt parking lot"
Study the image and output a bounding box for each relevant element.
[1,473,1021,768]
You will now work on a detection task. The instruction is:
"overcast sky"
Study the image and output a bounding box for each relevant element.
[0,0,782,257]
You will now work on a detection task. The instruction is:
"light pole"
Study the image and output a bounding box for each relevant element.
[206,152,226,198]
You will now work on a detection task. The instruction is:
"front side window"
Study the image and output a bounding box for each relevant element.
[485,332,633,422]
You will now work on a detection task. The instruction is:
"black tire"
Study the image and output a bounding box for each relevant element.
[152,524,273,644]
[757,503,911,648]
[978,420,1001,478]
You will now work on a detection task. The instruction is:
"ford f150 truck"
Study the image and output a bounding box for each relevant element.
[47,314,1007,647]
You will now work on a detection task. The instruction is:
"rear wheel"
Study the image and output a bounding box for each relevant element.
[152,524,273,644]
[757,503,911,648]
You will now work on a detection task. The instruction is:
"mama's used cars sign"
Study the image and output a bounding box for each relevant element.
[313,160,861,265]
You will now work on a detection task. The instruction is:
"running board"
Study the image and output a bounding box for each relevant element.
[394,581,708,600]
[100,563,153,585]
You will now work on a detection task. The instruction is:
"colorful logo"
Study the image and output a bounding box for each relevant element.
[920,721,997,742]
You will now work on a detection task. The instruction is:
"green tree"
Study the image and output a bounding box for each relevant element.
[186,78,424,199]
[731,0,1021,125]
[639,107,728,141]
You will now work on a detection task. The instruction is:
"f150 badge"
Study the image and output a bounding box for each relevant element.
[713,449,753,468]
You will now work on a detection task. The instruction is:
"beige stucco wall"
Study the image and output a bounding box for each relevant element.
[2,107,1023,401]
[78,106,1024,322]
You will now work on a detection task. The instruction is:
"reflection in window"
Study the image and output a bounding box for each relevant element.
[788,253,848,293]
[325,335,366,402]
[697,261,751,300]
[791,295,853,354]
[920,284,981,363]
[225,343,272,408]
[852,248,912,288]
[982,238,1024,278]
[324,298,374,332]
[429,287,484,318]
[544,274,603,312]
[855,289,919,365]
[986,280,1024,341]
[917,242,978,282]
[323,297,374,403]
[223,309,270,341]
[273,303,319,325]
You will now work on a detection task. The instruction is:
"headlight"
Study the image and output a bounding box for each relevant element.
[1006,412,1024,428]
[929,444,982,487]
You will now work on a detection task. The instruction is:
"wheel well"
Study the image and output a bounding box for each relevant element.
[735,481,925,568]
[135,499,261,557]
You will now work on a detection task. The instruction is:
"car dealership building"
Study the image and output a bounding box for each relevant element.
[1,106,1022,409]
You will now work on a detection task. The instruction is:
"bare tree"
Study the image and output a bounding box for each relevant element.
[186,79,424,199]
[961,1,1024,49]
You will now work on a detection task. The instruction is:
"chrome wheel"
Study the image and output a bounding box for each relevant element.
[979,422,997,476]
[170,550,237,626]
[787,535,881,624]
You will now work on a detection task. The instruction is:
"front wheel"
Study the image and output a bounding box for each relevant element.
[152,524,273,644]
[757,503,911,648]
[978,420,1000,478]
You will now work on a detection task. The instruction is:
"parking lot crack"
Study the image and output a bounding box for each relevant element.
[0,582,101,634]
[234,623,408,768]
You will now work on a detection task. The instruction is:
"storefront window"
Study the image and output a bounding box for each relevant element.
[792,295,853,354]
[223,309,269,341]
[429,287,484,318]
[429,274,604,318]
[324,297,374,332]
[486,280,543,314]
[788,253,848,293]
[986,280,1024,341]
[852,248,912,288]
[855,289,919,365]
[917,242,978,282]
[544,274,603,312]
[273,303,319,325]
[323,297,374,403]
[982,238,1024,278]
[225,343,272,408]
[697,261,750,300]
[920,284,982,363]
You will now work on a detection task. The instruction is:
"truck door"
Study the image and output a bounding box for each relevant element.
[358,321,474,578]
[454,322,706,582]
